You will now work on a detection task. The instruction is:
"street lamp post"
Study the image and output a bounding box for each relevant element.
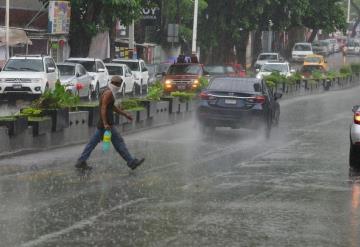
[192,0,199,55]
[5,0,10,59]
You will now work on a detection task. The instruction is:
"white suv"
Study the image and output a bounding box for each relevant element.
[111,58,149,94]
[0,55,59,96]
[65,58,109,99]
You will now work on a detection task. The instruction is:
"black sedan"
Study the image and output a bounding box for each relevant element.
[196,77,281,138]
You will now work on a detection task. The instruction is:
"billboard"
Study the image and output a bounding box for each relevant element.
[48,1,71,34]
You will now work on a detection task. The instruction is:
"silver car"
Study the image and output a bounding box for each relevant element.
[350,105,360,169]
[57,63,93,98]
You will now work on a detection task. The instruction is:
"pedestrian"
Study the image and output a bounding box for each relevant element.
[75,76,145,170]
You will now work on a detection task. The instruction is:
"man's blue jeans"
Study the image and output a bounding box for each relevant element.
[78,127,134,164]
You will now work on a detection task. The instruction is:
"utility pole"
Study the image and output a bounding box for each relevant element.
[348,0,351,23]
[191,0,199,55]
[129,20,135,59]
[5,0,10,59]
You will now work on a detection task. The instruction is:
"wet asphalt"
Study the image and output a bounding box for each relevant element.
[0,82,360,246]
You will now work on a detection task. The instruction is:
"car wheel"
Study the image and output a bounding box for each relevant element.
[350,142,360,169]
[135,84,141,95]
[91,82,100,100]
[87,85,92,101]
[122,84,126,97]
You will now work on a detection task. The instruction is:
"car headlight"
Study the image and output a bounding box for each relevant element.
[31,78,43,84]
[0,78,6,83]
[165,79,172,85]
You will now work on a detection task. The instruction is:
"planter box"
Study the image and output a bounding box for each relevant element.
[77,105,100,127]
[122,110,137,132]
[178,102,187,113]
[0,116,28,136]
[28,117,52,136]
[69,111,89,128]
[161,97,179,114]
[139,100,157,118]
[137,109,148,122]
[43,108,69,132]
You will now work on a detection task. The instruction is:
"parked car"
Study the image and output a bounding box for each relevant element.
[292,43,313,62]
[162,63,204,93]
[350,105,360,169]
[112,58,149,94]
[303,54,328,71]
[146,63,160,85]
[196,77,282,137]
[105,63,135,96]
[65,58,109,99]
[256,62,294,79]
[203,65,238,79]
[327,38,340,53]
[300,64,327,79]
[0,55,59,97]
[312,40,331,56]
[343,39,360,56]
[57,63,93,98]
[254,53,283,69]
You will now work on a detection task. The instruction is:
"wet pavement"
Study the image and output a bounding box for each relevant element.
[1,83,360,246]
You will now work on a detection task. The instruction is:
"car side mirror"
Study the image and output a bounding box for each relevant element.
[274,92,283,100]
[256,69,260,73]
[47,67,55,73]
[203,71,210,76]
[353,105,360,113]
[98,68,105,72]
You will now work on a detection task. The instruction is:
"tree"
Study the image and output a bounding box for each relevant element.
[40,0,142,57]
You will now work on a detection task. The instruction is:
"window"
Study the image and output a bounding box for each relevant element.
[113,61,140,71]
[209,78,262,93]
[96,61,105,70]
[294,44,312,51]
[106,66,124,76]
[78,65,87,76]
[58,65,75,76]
[66,60,96,72]
[261,64,288,73]
[3,59,44,72]
[258,54,278,60]
[168,64,202,75]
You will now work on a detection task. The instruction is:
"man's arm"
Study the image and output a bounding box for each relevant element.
[113,105,133,121]
[101,91,113,129]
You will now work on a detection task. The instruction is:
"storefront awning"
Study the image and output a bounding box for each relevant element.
[0,27,32,47]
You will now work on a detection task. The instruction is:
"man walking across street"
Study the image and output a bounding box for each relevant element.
[75,76,145,170]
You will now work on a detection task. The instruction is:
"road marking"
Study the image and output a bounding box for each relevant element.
[20,198,147,247]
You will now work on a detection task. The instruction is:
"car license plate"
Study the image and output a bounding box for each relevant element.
[177,84,186,90]
[225,99,237,105]
[13,84,22,89]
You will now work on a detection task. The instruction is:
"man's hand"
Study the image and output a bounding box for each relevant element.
[125,113,133,121]
[104,124,111,130]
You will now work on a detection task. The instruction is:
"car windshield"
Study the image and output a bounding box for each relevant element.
[106,66,124,76]
[261,64,288,73]
[304,57,321,63]
[301,65,323,73]
[258,54,278,60]
[159,63,170,73]
[204,66,232,75]
[294,44,312,51]
[66,60,96,72]
[209,78,262,93]
[146,64,157,74]
[168,64,202,75]
[348,40,360,46]
[113,61,139,71]
[3,59,44,72]
[58,65,75,76]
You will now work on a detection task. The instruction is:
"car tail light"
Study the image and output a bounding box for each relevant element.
[255,95,266,104]
[354,112,360,124]
[199,92,216,100]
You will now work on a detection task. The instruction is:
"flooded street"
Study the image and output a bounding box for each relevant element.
[0,83,359,246]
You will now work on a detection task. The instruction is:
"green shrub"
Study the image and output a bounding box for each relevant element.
[120,99,145,111]
[265,80,276,89]
[326,70,340,80]
[32,82,79,109]
[198,76,209,91]
[20,107,43,117]
[264,72,286,86]
[351,63,360,74]
[287,72,302,85]
[146,81,164,101]
[171,91,196,102]
[339,65,352,77]
[311,70,324,80]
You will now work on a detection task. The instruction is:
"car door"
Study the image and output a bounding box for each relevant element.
[96,61,109,88]
[45,58,58,89]
[140,61,149,85]
[125,66,134,92]
[77,65,90,97]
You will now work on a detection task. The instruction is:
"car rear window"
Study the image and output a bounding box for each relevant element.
[58,65,75,76]
[106,66,123,76]
[258,54,278,60]
[209,78,262,93]
[168,64,202,75]
[304,57,321,63]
